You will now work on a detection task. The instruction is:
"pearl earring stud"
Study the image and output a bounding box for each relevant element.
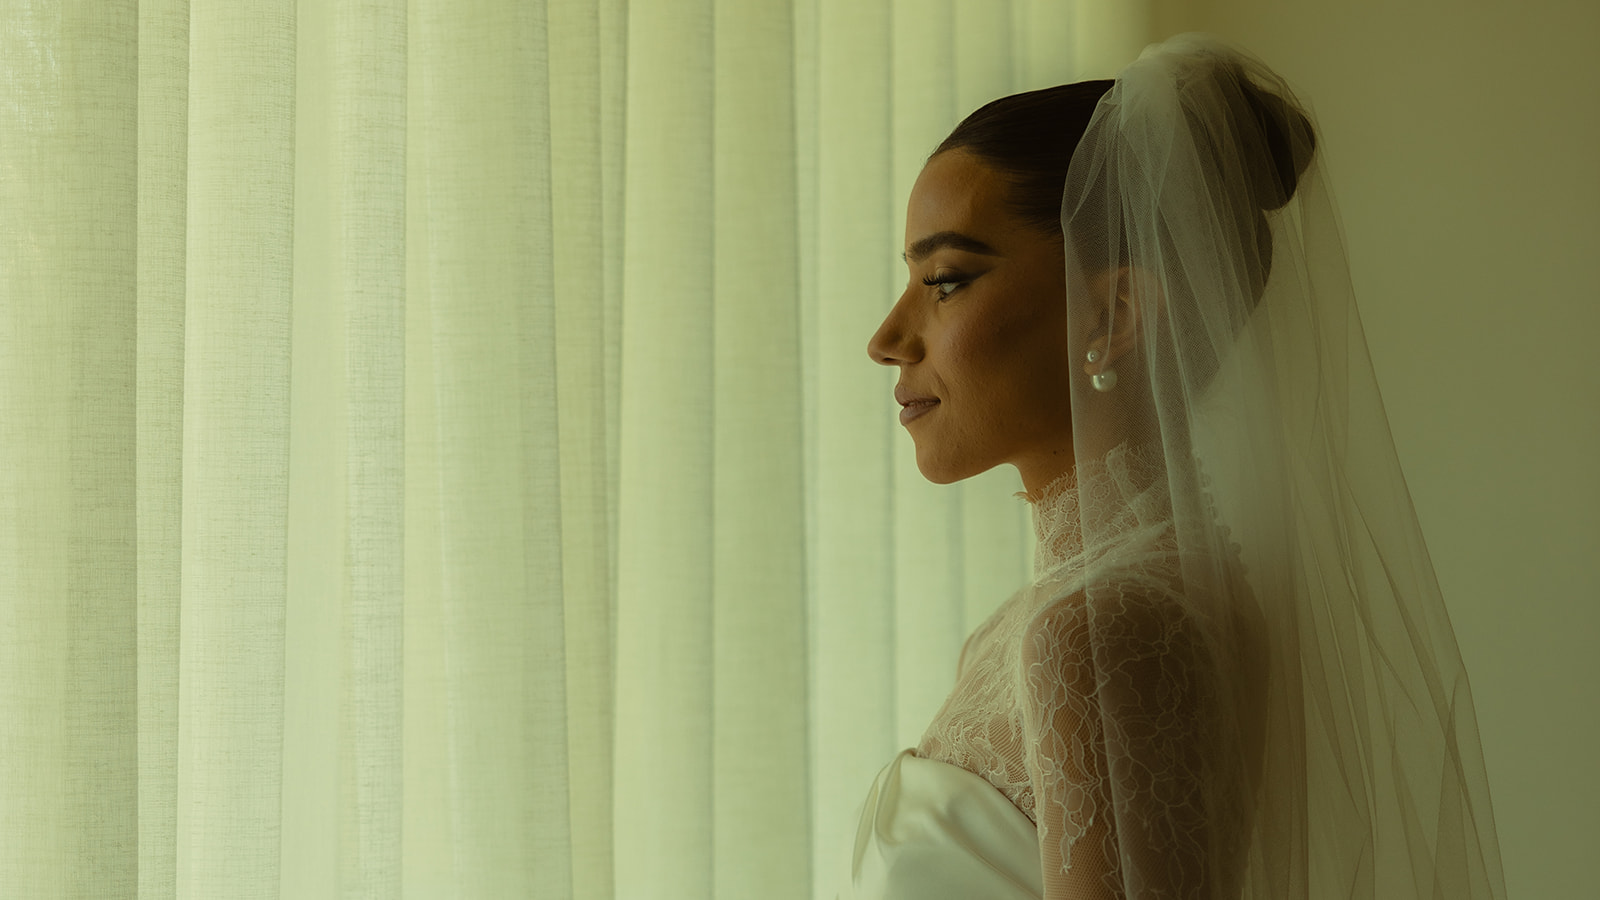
[1087,349,1116,392]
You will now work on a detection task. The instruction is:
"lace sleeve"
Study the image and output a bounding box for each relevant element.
[955,623,979,682]
[1019,583,1218,900]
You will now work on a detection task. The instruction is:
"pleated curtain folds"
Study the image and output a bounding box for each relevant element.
[0,1,1142,897]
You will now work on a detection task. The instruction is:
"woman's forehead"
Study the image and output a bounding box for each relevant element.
[905,150,1015,247]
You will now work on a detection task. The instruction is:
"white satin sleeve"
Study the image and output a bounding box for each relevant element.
[835,748,1043,900]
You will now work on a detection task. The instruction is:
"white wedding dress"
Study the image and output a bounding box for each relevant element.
[835,746,1045,899]
[835,442,1260,900]
[833,466,1097,900]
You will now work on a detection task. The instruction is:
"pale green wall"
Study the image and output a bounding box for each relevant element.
[1151,2,1600,897]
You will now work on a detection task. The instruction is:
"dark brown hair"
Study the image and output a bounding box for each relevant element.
[929,69,1315,302]
[928,80,1116,240]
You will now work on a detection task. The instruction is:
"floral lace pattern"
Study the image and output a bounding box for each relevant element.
[915,442,1263,899]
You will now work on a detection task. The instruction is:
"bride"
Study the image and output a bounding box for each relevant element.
[845,34,1507,900]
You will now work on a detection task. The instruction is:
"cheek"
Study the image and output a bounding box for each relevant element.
[939,311,1008,387]
[944,294,1068,409]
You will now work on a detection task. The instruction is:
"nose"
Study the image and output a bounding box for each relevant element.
[868,291,919,367]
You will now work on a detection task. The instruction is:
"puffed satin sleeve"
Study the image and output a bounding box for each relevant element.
[1019,584,1229,900]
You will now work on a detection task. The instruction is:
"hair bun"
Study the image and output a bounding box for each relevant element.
[1234,72,1316,211]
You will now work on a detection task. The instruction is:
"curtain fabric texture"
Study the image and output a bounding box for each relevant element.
[0,1,1140,897]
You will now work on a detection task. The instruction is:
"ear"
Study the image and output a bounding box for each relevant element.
[1082,266,1161,377]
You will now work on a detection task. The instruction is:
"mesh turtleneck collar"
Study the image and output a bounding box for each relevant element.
[1016,441,1177,583]
[1020,467,1084,580]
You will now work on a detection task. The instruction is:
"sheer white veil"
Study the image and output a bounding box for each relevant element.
[1043,34,1508,900]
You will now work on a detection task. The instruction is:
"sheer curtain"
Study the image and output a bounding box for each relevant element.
[0,1,1138,897]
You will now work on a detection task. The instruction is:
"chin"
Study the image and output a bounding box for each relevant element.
[913,447,993,486]
[917,467,965,486]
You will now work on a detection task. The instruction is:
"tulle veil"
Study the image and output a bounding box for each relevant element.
[1037,33,1508,900]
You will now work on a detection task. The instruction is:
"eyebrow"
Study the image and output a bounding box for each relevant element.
[901,231,1001,264]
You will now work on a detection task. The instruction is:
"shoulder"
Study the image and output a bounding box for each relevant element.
[1018,589,1089,668]
[1022,576,1185,633]
[1018,577,1206,674]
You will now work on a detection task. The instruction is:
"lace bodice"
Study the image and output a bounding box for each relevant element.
[912,443,1264,899]
[913,445,1173,825]
[911,582,1050,820]
[912,465,1096,827]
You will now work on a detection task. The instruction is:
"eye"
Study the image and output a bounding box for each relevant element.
[921,272,966,300]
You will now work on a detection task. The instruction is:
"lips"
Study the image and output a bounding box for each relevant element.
[899,398,938,425]
[894,385,938,407]
[895,385,940,426]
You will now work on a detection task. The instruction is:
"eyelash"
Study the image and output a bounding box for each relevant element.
[921,273,966,300]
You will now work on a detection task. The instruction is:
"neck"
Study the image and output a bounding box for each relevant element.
[1015,450,1076,499]
[1019,464,1077,504]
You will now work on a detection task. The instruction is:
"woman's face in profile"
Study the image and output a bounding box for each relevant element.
[868,148,1078,490]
